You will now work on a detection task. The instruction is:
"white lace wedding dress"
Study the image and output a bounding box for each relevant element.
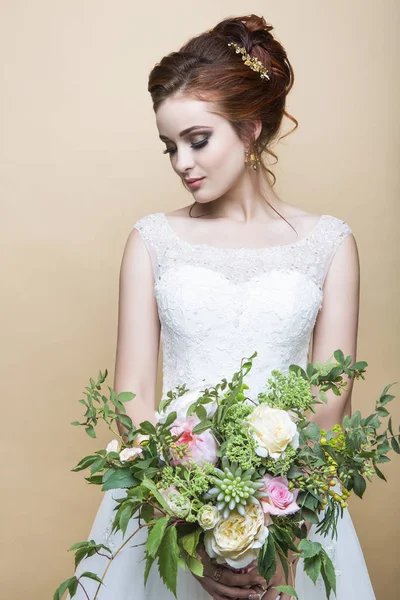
[68,212,376,599]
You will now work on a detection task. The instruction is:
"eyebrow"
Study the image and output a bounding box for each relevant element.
[159,125,212,141]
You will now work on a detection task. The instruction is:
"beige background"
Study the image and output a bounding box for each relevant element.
[1,1,399,598]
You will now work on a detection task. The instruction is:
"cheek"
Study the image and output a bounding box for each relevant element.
[211,141,243,174]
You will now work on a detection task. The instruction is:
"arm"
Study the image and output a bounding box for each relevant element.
[113,227,161,436]
[310,232,360,430]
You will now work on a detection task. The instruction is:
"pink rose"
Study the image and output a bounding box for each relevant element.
[170,416,218,466]
[260,474,300,516]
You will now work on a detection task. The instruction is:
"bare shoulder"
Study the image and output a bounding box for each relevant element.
[164,205,194,218]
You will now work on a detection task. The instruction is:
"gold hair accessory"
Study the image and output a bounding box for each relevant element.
[227,42,270,81]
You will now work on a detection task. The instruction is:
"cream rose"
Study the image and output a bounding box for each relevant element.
[133,433,150,446]
[155,387,217,426]
[119,447,143,463]
[204,502,269,569]
[244,404,299,460]
[197,504,220,530]
[106,439,120,454]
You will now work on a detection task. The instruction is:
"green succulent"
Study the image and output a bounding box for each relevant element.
[204,457,265,518]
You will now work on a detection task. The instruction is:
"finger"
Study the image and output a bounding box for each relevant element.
[203,563,266,588]
[263,586,281,600]
[197,575,254,599]
[192,575,231,600]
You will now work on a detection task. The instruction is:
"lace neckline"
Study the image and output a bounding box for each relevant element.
[160,212,329,252]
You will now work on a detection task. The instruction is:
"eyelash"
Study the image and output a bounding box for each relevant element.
[163,138,209,155]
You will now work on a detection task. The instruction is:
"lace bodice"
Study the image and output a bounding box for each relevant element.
[133,212,352,401]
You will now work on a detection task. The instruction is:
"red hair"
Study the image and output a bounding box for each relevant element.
[148,14,298,227]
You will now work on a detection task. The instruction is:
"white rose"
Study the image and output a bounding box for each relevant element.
[204,502,269,569]
[119,447,143,463]
[159,484,191,518]
[198,504,220,530]
[244,404,299,460]
[155,386,217,425]
[133,433,150,446]
[106,439,120,454]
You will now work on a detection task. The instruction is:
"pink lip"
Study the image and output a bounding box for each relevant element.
[186,177,205,189]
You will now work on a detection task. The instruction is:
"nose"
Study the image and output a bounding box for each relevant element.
[173,145,196,176]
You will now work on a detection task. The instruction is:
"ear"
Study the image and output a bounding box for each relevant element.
[252,119,262,143]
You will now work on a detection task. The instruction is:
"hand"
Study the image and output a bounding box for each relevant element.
[252,553,298,600]
[192,548,268,600]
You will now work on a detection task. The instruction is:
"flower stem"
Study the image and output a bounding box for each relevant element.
[93,522,151,600]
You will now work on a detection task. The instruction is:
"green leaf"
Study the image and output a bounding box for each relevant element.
[379,394,395,406]
[85,424,96,438]
[298,539,322,558]
[84,474,103,485]
[118,414,134,430]
[144,553,156,586]
[141,503,155,523]
[53,578,75,600]
[181,528,202,558]
[307,422,320,441]
[349,360,368,371]
[139,421,157,435]
[321,549,337,595]
[119,504,133,537]
[300,506,319,524]
[158,526,178,597]
[71,421,81,426]
[377,407,389,417]
[187,555,204,577]
[374,462,387,481]
[192,420,212,434]
[90,457,107,475]
[352,472,366,498]
[333,349,345,364]
[258,533,276,581]
[286,465,304,479]
[142,478,172,513]
[118,391,135,403]
[274,586,298,598]
[80,571,105,585]
[391,437,400,454]
[71,454,100,472]
[350,410,361,428]
[195,405,207,421]
[146,516,170,558]
[101,469,137,491]
[377,441,390,455]
[304,553,322,584]
[164,411,178,428]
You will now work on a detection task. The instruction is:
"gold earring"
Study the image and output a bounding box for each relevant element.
[244,148,260,171]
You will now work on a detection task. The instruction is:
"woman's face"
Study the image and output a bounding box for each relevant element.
[156,95,248,203]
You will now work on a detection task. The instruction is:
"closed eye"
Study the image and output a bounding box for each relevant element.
[163,138,209,155]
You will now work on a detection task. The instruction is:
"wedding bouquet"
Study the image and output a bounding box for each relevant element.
[55,350,399,600]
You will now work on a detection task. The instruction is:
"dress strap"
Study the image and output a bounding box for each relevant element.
[312,215,353,286]
[132,212,167,280]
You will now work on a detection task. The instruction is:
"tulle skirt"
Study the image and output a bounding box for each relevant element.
[67,488,376,599]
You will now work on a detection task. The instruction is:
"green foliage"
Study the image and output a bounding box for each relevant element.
[274,585,298,598]
[181,528,202,557]
[157,526,179,597]
[146,516,170,558]
[258,533,276,581]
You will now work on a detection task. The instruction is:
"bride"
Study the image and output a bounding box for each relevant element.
[68,13,376,600]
